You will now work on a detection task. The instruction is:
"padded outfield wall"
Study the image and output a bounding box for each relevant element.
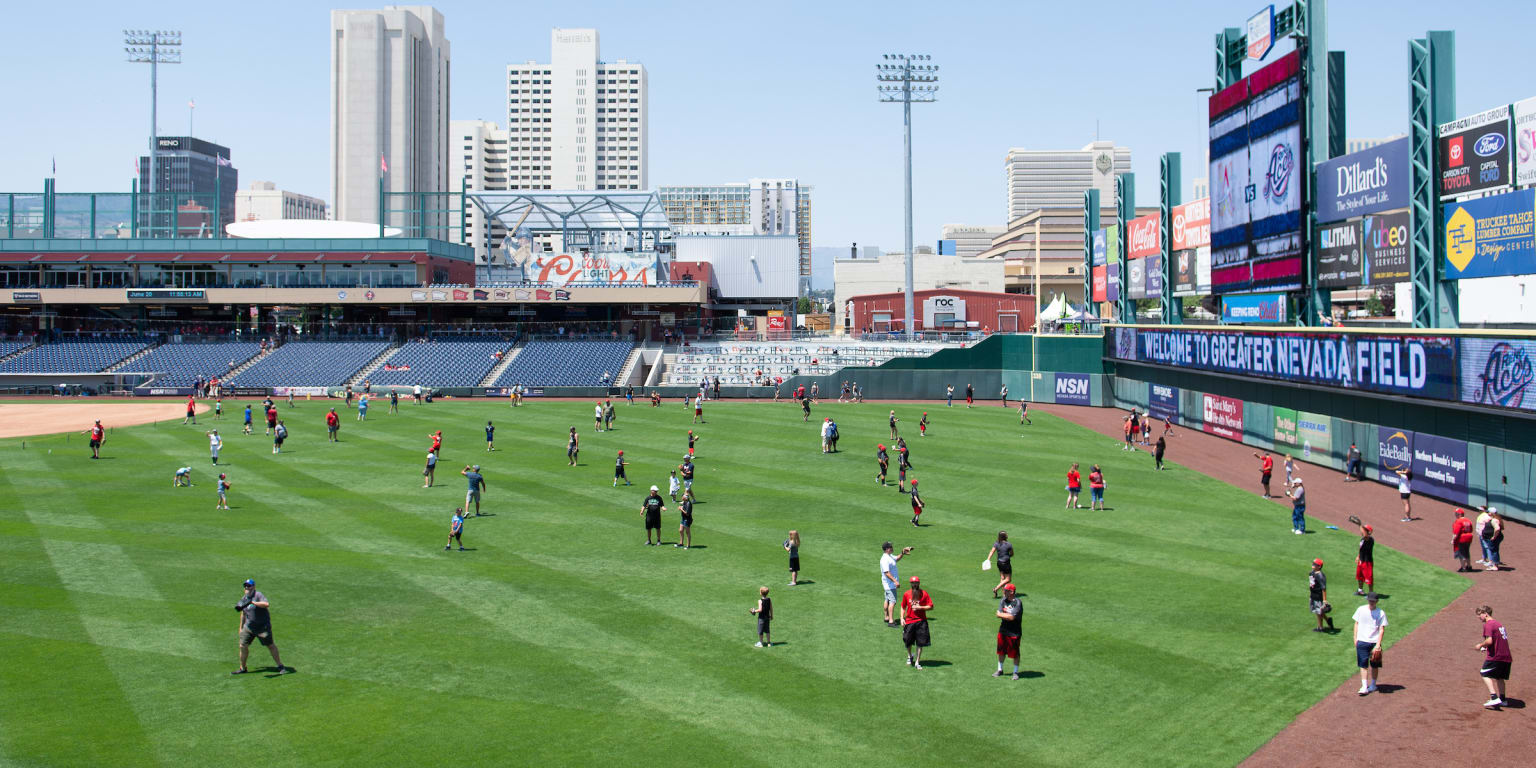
[1105,325,1536,524]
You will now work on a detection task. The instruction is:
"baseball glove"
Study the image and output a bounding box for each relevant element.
[1348,514,1363,527]
[1321,601,1332,615]
[1370,647,1383,664]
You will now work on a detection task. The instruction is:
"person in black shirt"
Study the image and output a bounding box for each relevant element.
[1309,558,1333,632]
[889,410,899,439]
[987,531,1014,598]
[876,444,890,486]
[801,396,811,423]
[233,578,288,675]
[896,438,912,492]
[613,450,632,487]
[1355,524,1375,595]
[641,486,666,545]
[965,383,974,408]
[1154,435,1167,470]
[676,489,695,549]
[750,586,773,647]
[909,480,925,527]
[994,583,1023,679]
[680,456,697,499]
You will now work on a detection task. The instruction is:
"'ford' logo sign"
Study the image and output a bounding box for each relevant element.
[1473,132,1507,157]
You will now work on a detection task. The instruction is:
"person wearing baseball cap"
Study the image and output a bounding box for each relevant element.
[995,583,1024,679]
[1352,591,1387,695]
[1355,523,1375,596]
[876,444,890,486]
[613,450,631,487]
[1309,558,1333,632]
[901,575,934,669]
[909,479,925,527]
[1452,509,1476,572]
[462,464,486,517]
[641,484,665,545]
[1287,477,1307,534]
[233,578,287,675]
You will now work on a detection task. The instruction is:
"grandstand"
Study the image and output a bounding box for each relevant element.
[228,341,394,388]
[367,337,515,388]
[0,340,33,361]
[0,338,154,374]
[666,340,954,385]
[495,340,634,387]
[123,342,262,387]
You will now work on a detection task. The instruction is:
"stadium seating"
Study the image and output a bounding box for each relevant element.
[667,341,951,385]
[228,341,393,387]
[0,340,33,360]
[0,338,154,373]
[368,337,514,387]
[495,340,634,386]
[125,342,263,386]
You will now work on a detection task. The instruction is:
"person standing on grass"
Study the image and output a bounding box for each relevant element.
[389,390,399,414]
[1019,400,1031,425]
[1395,468,1415,522]
[750,586,773,647]
[1452,509,1476,572]
[445,508,466,551]
[462,465,486,517]
[232,579,287,675]
[567,427,580,466]
[946,385,954,407]
[1066,463,1082,509]
[1474,605,1513,709]
[687,430,700,457]
[207,430,222,465]
[821,418,833,454]
[1253,451,1275,498]
[485,421,495,452]
[594,400,605,432]
[1309,558,1334,632]
[265,405,278,436]
[344,385,353,407]
[215,473,232,510]
[987,531,1013,598]
[784,531,801,586]
[876,444,890,486]
[357,393,368,421]
[184,395,197,425]
[614,450,632,487]
[286,389,294,409]
[1287,478,1307,534]
[965,383,974,408]
[919,412,929,437]
[680,455,696,498]
[909,480,925,527]
[605,399,616,431]
[1088,465,1106,511]
[880,542,913,627]
[272,421,287,454]
[214,398,223,421]
[901,576,934,669]
[693,394,705,424]
[668,469,681,501]
[1355,524,1375,595]
[642,485,665,545]
[429,430,443,460]
[413,383,422,405]
[1352,592,1387,695]
[1154,435,1167,470]
[889,410,899,439]
[676,489,694,549]
[995,583,1023,679]
[423,450,437,488]
[243,405,253,435]
[801,395,812,423]
[326,408,340,442]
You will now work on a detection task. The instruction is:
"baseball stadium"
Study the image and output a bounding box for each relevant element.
[4,4,1536,768]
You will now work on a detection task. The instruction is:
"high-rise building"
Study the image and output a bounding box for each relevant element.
[330,6,451,225]
[137,136,238,237]
[235,182,328,222]
[1345,135,1406,155]
[659,180,811,291]
[939,225,1005,260]
[451,119,510,260]
[1005,141,1131,221]
[506,29,647,191]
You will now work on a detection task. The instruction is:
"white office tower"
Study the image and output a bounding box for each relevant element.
[506,29,647,191]
[330,6,451,225]
[1004,141,1130,222]
[235,182,329,222]
[451,119,510,260]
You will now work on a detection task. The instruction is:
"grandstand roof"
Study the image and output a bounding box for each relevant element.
[465,191,670,234]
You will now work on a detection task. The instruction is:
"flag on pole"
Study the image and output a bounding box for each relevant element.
[189,99,196,109]
[52,156,56,176]
[380,154,388,174]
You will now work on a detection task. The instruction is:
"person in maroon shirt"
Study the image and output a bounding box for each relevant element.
[900,576,934,669]
[325,408,340,443]
[265,406,278,436]
[1252,451,1274,497]
[1474,605,1513,708]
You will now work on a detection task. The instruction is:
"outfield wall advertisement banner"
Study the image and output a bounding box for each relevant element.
[1315,137,1410,223]
[1174,249,1197,294]
[1106,263,1120,302]
[1054,373,1091,405]
[1092,265,1108,302]
[1364,211,1412,284]
[1092,228,1107,266]
[1459,337,1536,412]
[1196,246,1211,293]
[1516,96,1536,187]
[1120,328,1459,399]
[1127,257,1147,300]
[1273,406,1299,447]
[1172,198,1210,251]
[1127,214,1160,259]
[1439,105,1512,199]
[1148,383,1179,422]
[1376,427,1414,485]
[1411,433,1470,504]
[1145,253,1163,299]
[1315,219,1362,287]
[1295,411,1332,462]
[1201,393,1244,441]
[1443,188,1536,280]
[1220,293,1287,323]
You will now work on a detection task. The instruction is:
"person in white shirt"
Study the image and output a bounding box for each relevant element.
[1352,592,1388,695]
[413,383,423,404]
[594,402,606,432]
[174,466,193,487]
[880,541,913,627]
[1395,468,1415,522]
[821,418,833,454]
[206,430,222,465]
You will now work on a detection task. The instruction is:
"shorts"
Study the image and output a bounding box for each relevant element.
[996,633,1020,659]
[275,436,285,445]
[466,490,480,503]
[788,556,800,572]
[568,446,577,456]
[756,618,770,635]
[1355,641,1382,669]
[883,586,898,604]
[1481,660,1512,680]
[911,503,922,516]
[902,620,931,648]
[90,439,101,448]
[644,513,660,529]
[1091,488,1104,502]
[1455,541,1472,560]
[997,561,1012,576]
[1399,492,1410,501]
[695,408,702,415]
[1067,486,1080,494]
[615,468,626,479]
[239,626,274,647]
[1310,599,1329,616]
[684,478,693,490]
[1356,561,1374,584]
[680,517,692,528]
[1261,471,1272,484]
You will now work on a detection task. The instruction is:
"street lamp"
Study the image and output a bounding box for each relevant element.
[877,54,938,340]
[125,30,182,208]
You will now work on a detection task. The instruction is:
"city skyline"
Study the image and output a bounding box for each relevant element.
[1,0,1531,249]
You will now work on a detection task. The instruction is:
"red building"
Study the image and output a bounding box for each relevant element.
[845,289,1036,334]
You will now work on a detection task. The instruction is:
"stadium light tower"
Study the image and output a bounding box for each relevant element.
[877,54,938,340]
[125,30,182,197]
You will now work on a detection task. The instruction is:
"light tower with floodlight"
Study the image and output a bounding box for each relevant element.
[877,54,938,340]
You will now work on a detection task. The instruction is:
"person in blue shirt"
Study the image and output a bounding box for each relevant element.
[243,405,253,435]
[356,393,369,421]
[485,420,496,452]
[445,508,466,551]
[462,465,487,516]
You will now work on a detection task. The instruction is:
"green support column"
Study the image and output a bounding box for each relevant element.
[1115,173,1134,322]
[1160,153,1181,324]
[1298,0,1333,325]
[1409,31,1457,328]
[1083,189,1099,317]
[1215,28,1243,89]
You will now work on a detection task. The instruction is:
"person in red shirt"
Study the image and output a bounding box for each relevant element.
[1474,605,1513,708]
[326,408,341,443]
[1066,463,1082,509]
[900,575,934,669]
[1252,451,1275,498]
[265,406,278,436]
[1452,509,1476,572]
[429,430,443,459]
[183,395,197,425]
[908,479,924,526]
[83,420,105,459]
[1088,465,1106,511]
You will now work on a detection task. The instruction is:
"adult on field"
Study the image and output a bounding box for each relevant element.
[1474,605,1513,709]
[1352,592,1387,696]
[880,542,913,627]
[1309,558,1333,632]
[642,485,665,545]
[326,408,340,442]
[901,576,934,669]
[986,531,1014,598]
[1287,477,1307,535]
[1452,509,1476,572]
[994,583,1023,679]
[1253,451,1274,498]
[462,465,486,517]
[232,578,288,676]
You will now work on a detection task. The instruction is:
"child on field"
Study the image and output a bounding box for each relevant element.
[174,466,192,487]
[215,473,231,510]
[749,586,773,647]
[669,469,681,501]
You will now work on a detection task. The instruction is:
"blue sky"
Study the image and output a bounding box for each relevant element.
[1,0,1529,255]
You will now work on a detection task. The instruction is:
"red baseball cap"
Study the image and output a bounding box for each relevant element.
[1362,524,1372,533]
[909,576,920,583]
[1454,508,1465,517]
[1002,583,1016,592]
[878,444,885,450]
[911,479,918,485]
[617,450,623,455]
[1312,558,1324,566]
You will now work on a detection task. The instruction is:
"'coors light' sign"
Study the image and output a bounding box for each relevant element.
[1127,214,1160,259]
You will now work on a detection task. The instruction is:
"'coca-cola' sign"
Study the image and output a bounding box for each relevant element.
[1127,213,1161,259]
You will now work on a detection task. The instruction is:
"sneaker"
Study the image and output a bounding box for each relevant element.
[458,547,466,551]
[231,668,249,675]
[1367,684,1378,693]
[992,670,1004,677]
[1355,590,1366,596]
[1293,529,1303,535]
[754,642,765,648]
[1011,672,1020,681]
[1485,697,1504,708]
[1312,627,1325,632]
[906,656,914,666]
[674,544,683,548]
[444,546,450,551]
[274,665,288,675]
[1358,686,1370,696]
[1401,517,1412,523]
[914,663,923,670]
[1486,565,1499,571]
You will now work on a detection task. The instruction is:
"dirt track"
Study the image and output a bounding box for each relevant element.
[1036,403,1529,767]
[0,401,210,439]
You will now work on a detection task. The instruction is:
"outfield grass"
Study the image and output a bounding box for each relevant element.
[0,399,1467,767]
